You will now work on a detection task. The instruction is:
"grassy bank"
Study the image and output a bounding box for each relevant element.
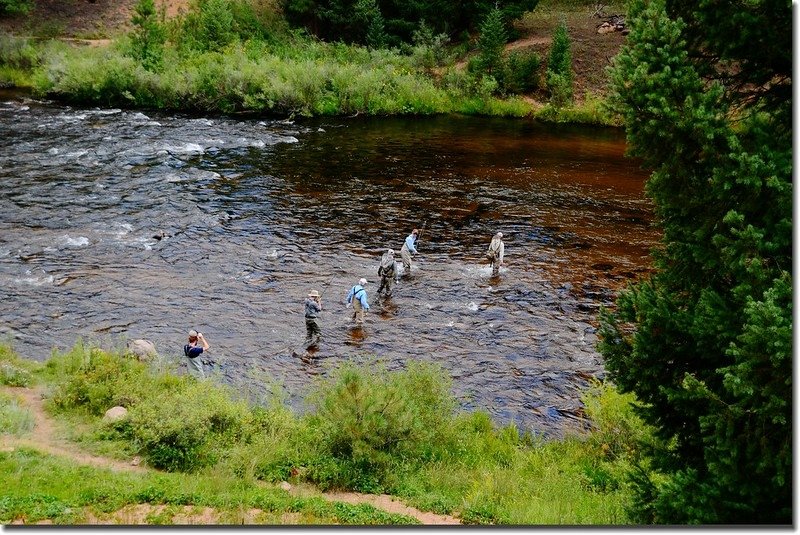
[0,0,621,125]
[0,341,651,525]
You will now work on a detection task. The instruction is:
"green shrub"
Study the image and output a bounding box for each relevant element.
[546,71,572,107]
[0,35,39,70]
[129,0,166,71]
[0,0,33,15]
[0,363,33,387]
[178,0,237,52]
[580,380,651,461]
[0,391,34,436]
[117,380,251,471]
[48,347,151,415]
[408,21,451,70]
[221,403,318,482]
[365,6,388,50]
[472,6,507,80]
[502,49,540,94]
[546,21,572,105]
[304,360,457,491]
[0,343,39,387]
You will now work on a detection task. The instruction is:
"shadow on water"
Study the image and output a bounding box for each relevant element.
[0,98,659,436]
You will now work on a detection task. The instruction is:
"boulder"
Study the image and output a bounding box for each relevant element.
[126,339,157,361]
[104,406,128,422]
[597,22,616,34]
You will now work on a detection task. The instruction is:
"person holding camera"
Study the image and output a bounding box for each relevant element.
[184,329,209,379]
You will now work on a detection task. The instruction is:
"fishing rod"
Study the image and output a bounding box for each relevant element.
[318,274,336,299]
[417,219,428,245]
[270,274,337,359]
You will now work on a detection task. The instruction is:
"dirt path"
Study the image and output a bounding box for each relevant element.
[1,386,148,473]
[285,483,461,525]
[1,385,461,525]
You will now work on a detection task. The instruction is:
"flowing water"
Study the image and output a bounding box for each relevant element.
[0,92,658,436]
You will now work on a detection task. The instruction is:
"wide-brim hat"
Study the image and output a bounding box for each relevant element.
[308,290,320,297]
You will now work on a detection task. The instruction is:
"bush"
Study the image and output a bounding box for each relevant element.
[222,404,318,482]
[129,0,166,71]
[472,6,507,79]
[0,35,39,70]
[48,346,151,415]
[0,343,39,387]
[546,21,572,106]
[502,49,540,94]
[546,71,572,107]
[175,0,228,52]
[581,380,651,460]
[0,0,33,16]
[408,22,451,70]
[304,360,457,491]
[117,380,251,471]
[0,362,33,387]
[0,391,34,436]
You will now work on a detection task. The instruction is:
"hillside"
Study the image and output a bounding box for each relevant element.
[0,0,627,102]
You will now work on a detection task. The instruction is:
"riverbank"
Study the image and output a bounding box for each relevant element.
[0,341,648,525]
[0,0,626,124]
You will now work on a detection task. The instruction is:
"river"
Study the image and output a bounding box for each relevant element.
[0,92,658,436]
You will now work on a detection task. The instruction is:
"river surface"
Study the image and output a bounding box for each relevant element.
[0,93,658,436]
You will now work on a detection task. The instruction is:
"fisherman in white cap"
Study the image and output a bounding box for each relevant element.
[487,231,505,276]
[376,249,397,298]
[345,278,370,325]
[304,289,323,349]
[183,329,210,379]
[400,229,419,275]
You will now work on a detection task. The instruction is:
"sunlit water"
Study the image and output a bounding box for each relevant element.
[0,93,658,436]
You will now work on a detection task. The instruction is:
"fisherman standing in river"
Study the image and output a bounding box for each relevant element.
[376,249,397,298]
[400,229,419,275]
[346,278,370,325]
[304,289,323,349]
[487,232,505,276]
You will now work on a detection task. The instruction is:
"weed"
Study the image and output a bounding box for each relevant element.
[0,391,34,436]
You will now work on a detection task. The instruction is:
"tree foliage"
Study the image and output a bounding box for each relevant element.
[473,6,507,77]
[282,0,538,46]
[129,0,166,71]
[600,0,791,524]
[0,0,33,16]
[545,21,571,106]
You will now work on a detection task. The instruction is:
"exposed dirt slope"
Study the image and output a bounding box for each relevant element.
[1,384,461,525]
[0,0,189,38]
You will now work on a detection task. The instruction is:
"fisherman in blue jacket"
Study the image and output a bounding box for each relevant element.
[346,278,370,325]
[400,229,419,275]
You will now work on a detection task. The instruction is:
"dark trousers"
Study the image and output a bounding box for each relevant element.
[305,317,321,348]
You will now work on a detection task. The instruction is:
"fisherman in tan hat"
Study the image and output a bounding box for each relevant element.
[304,289,323,349]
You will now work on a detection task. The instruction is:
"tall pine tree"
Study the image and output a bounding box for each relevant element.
[600,0,791,524]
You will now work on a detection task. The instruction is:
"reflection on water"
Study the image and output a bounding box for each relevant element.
[0,95,658,436]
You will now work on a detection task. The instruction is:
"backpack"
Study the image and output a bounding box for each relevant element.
[486,248,496,261]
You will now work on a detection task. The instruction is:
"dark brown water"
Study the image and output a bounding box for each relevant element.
[0,95,658,436]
